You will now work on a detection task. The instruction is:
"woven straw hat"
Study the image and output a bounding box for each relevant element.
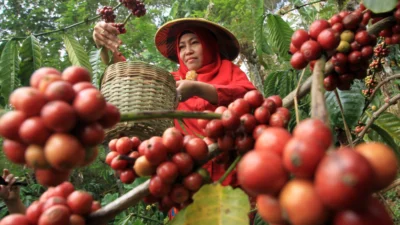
[155,18,240,63]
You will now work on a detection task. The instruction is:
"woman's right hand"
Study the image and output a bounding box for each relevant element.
[93,21,123,53]
[0,169,20,202]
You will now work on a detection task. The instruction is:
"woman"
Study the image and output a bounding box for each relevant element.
[93,18,256,219]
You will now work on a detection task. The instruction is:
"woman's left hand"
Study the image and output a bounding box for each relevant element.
[176,80,198,102]
[176,80,218,105]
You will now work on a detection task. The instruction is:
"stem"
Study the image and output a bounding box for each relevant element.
[0,3,123,41]
[118,155,136,163]
[294,69,306,125]
[279,0,327,15]
[131,213,164,224]
[123,13,133,25]
[377,192,396,219]
[311,56,329,125]
[217,156,242,184]
[368,74,400,102]
[353,94,400,144]
[334,89,353,148]
[120,111,222,122]
[381,178,400,193]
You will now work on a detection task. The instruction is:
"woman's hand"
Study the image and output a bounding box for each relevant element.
[176,80,218,104]
[93,21,122,53]
[0,169,20,202]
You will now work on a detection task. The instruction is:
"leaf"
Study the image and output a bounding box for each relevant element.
[325,81,365,129]
[0,42,7,58]
[170,1,180,19]
[366,111,400,145]
[89,48,106,89]
[19,35,42,86]
[364,0,398,13]
[169,207,187,225]
[263,70,289,97]
[265,14,293,61]
[370,124,400,158]
[254,0,267,56]
[0,40,20,105]
[185,184,250,225]
[254,213,269,225]
[63,34,92,73]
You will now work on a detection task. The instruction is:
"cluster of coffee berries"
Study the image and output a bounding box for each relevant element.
[198,91,289,161]
[0,181,101,225]
[111,23,127,34]
[362,75,378,96]
[354,125,366,134]
[374,42,390,57]
[0,66,120,187]
[291,5,380,91]
[97,6,116,23]
[237,118,397,225]
[106,128,211,212]
[119,0,146,17]
[372,2,400,45]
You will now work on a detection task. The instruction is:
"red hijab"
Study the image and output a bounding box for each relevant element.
[171,26,246,82]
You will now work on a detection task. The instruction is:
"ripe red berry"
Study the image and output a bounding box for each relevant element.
[300,40,322,61]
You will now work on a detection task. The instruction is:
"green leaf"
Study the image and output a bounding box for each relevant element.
[364,0,398,13]
[366,111,400,145]
[185,184,250,225]
[89,48,106,89]
[265,14,293,61]
[370,124,400,158]
[0,40,20,105]
[254,213,269,225]
[63,34,92,73]
[0,42,7,58]
[169,207,187,225]
[170,1,180,19]
[263,70,289,97]
[19,35,42,86]
[326,81,365,129]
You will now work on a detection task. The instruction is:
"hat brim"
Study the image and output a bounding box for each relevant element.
[155,18,240,63]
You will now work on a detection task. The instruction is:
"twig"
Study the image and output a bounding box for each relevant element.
[368,74,400,102]
[334,89,353,148]
[217,156,242,184]
[0,3,123,41]
[381,178,400,193]
[120,111,222,122]
[353,94,400,144]
[279,0,327,15]
[311,56,329,125]
[294,69,306,124]
[123,13,133,25]
[377,192,396,219]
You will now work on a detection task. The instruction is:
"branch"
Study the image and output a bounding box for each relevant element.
[279,0,327,15]
[311,56,329,124]
[86,143,220,224]
[0,3,123,42]
[294,69,307,124]
[368,74,400,102]
[217,156,241,184]
[381,178,400,193]
[334,90,353,148]
[353,94,400,144]
[120,111,222,122]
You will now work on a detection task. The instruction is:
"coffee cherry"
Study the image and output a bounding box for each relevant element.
[309,20,330,40]
[290,52,308,70]
[291,29,310,49]
[317,29,340,50]
[300,40,322,61]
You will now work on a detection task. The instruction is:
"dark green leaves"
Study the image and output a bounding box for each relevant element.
[0,40,20,105]
[63,34,92,73]
[89,48,107,88]
[19,35,42,86]
[326,82,365,129]
[265,14,293,61]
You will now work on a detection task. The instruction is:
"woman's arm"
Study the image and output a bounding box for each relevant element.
[176,80,218,104]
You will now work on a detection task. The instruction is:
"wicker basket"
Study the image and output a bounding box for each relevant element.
[100,61,176,142]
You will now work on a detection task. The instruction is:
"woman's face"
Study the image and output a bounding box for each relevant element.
[178,33,203,71]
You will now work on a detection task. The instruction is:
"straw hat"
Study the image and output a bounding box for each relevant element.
[155,18,240,63]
